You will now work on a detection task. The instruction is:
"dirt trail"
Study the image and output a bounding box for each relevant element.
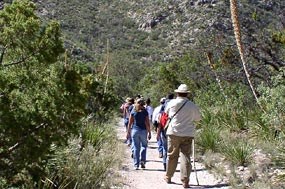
[116,119,229,189]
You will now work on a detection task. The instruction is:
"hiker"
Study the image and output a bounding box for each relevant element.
[126,98,152,170]
[123,98,132,130]
[145,98,153,127]
[155,94,174,166]
[163,84,201,188]
[152,97,166,158]
[123,97,134,146]
[164,92,174,108]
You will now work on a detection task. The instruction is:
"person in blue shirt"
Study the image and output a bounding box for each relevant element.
[126,98,152,170]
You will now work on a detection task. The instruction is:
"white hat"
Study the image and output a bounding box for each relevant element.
[174,84,190,93]
[160,97,166,103]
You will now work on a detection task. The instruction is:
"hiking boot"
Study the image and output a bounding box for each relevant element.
[141,162,146,169]
[182,182,189,188]
[181,178,189,188]
[159,152,163,158]
[164,176,171,184]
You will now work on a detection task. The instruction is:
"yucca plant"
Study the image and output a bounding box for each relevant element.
[230,0,259,104]
[196,124,221,153]
[218,108,249,132]
[220,139,253,166]
[249,121,276,142]
[272,141,285,168]
[38,122,120,189]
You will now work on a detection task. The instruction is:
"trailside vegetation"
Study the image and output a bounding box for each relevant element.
[0,1,120,188]
[1,0,285,188]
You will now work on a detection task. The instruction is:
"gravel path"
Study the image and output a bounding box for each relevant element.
[116,119,230,189]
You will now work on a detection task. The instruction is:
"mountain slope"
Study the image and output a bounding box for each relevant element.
[7,0,283,97]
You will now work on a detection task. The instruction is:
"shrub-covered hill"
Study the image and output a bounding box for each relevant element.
[34,0,284,61]
[32,0,285,97]
[0,0,284,99]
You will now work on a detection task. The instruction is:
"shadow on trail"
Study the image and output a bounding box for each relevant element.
[148,146,159,149]
[139,168,165,172]
[168,182,229,189]
[146,159,162,163]
[191,168,207,172]
[190,183,229,188]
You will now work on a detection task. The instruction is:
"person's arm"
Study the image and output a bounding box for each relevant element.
[145,115,151,140]
[123,106,126,118]
[126,115,134,139]
[156,123,161,141]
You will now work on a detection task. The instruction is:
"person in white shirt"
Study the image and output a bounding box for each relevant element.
[145,98,153,125]
[163,84,201,188]
[152,97,166,159]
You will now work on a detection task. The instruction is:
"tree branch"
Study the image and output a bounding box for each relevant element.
[0,123,46,158]
[0,46,6,65]
[2,51,36,67]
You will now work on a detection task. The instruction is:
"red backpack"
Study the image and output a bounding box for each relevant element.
[159,100,188,130]
[159,112,169,129]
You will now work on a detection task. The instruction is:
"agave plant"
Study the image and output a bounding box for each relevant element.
[220,138,253,166]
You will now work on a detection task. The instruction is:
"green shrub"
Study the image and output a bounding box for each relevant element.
[220,139,253,166]
[249,120,276,141]
[272,141,285,168]
[196,117,222,153]
[258,69,285,138]
[38,123,119,189]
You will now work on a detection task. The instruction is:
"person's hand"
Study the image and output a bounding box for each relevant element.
[148,132,151,140]
[126,130,130,139]
[156,133,160,141]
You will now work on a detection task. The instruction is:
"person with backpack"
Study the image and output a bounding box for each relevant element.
[164,93,174,108]
[156,111,168,171]
[152,97,166,159]
[126,98,151,170]
[163,84,201,188]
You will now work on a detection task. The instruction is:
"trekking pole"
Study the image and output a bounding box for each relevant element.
[192,139,200,186]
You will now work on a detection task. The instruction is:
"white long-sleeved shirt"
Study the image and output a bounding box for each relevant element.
[165,96,201,137]
[152,104,163,123]
[145,105,153,122]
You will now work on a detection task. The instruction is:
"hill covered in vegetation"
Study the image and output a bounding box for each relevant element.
[33,0,285,99]
[1,0,285,188]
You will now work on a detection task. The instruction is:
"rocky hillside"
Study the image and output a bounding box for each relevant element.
[32,0,285,60]
[32,0,284,63]
[1,0,284,97]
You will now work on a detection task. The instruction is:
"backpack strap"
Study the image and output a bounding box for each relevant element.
[164,100,188,132]
[170,100,188,120]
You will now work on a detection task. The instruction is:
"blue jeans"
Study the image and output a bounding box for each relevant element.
[124,118,132,145]
[161,131,168,164]
[157,137,163,154]
[131,128,148,168]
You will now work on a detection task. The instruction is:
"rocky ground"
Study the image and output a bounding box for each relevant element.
[116,119,230,189]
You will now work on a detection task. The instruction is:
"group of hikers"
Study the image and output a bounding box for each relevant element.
[120,84,201,188]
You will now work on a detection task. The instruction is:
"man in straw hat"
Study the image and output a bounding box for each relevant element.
[163,84,201,188]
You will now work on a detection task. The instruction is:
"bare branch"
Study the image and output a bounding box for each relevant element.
[0,123,46,157]
[2,52,36,67]
[0,46,6,65]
